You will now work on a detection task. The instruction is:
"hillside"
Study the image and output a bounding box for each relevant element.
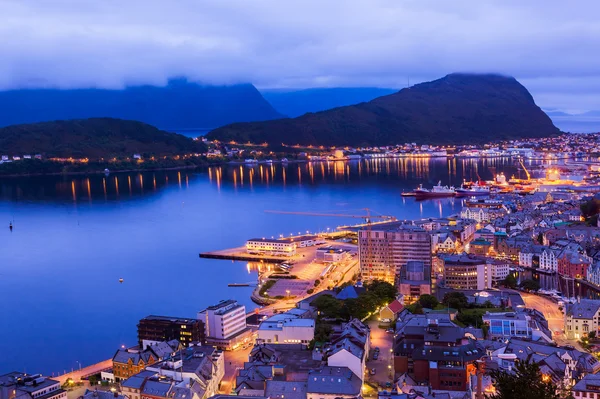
[261,87,397,117]
[0,118,207,159]
[0,79,282,129]
[208,74,560,146]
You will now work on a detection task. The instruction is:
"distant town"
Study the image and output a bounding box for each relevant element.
[6,132,600,399]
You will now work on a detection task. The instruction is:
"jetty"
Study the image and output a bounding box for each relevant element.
[199,246,285,264]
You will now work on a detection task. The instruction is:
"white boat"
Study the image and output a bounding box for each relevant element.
[456,183,490,196]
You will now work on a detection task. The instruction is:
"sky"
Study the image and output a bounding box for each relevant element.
[1,0,598,112]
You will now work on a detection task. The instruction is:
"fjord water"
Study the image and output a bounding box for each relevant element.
[0,158,521,375]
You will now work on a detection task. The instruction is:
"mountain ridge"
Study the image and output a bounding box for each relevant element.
[208,73,560,146]
[0,79,282,129]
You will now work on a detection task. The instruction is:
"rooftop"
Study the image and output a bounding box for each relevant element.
[306,366,361,395]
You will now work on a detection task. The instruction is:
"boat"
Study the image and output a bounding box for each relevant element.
[400,191,416,197]
[413,181,456,198]
[456,182,490,196]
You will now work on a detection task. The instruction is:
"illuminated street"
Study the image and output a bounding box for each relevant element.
[219,346,253,394]
[519,291,582,349]
[366,320,394,388]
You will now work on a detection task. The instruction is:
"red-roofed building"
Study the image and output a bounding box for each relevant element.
[379,300,404,321]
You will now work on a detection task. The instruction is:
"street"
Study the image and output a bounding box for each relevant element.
[366,320,394,388]
[219,346,253,394]
[519,291,582,349]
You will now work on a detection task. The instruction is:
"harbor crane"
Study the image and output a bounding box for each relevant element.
[519,159,531,181]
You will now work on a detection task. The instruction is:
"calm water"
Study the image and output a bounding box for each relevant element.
[0,158,524,374]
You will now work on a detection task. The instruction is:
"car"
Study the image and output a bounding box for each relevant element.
[385,382,392,388]
[370,368,376,375]
[386,328,395,334]
[564,345,575,350]
[374,347,380,352]
[372,352,379,360]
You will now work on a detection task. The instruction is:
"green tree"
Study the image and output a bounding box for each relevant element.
[487,358,560,399]
[502,274,518,289]
[310,295,343,318]
[520,279,540,292]
[366,280,397,303]
[483,300,494,308]
[418,294,439,309]
[412,302,424,315]
[442,292,468,310]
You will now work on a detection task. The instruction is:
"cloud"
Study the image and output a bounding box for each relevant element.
[0,0,599,109]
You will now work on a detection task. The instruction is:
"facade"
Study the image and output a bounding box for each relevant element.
[587,261,600,287]
[137,315,204,347]
[112,348,159,381]
[557,251,591,279]
[486,259,511,285]
[246,238,296,256]
[359,224,431,284]
[539,248,560,272]
[256,311,315,346]
[0,374,66,399]
[379,300,404,321]
[198,300,247,341]
[315,246,351,263]
[397,261,431,304]
[565,299,600,340]
[467,237,492,256]
[441,254,492,290]
[393,317,480,391]
[483,312,532,340]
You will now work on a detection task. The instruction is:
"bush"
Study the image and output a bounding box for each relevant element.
[418,294,439,309]
[307,288,314,294]
[314,279,321,287]
[259,280,276,297]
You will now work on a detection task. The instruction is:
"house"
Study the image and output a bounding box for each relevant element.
[326,319,369,382]
[558,251,592,279]
[572,374,600,399]
[379,300,405,321]
[0,373,66,399]
[256,310,315,347]
[112,347,159,381]
[565,299,600,340]
[306,366,361,399]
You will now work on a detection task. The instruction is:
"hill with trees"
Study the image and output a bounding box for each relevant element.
[0,118,207,159]
[208,73,560,146]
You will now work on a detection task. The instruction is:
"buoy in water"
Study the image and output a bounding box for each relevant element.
[119,278,124,283]
[9,222,12,231]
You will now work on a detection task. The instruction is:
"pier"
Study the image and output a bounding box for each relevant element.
[199,246,286,263]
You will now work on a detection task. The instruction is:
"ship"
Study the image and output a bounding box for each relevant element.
[455,182,490,196]
[413,181,456,198]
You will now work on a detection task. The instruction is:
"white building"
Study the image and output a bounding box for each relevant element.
[587,262,600,287]
[539,248,560,272]
[460,207,491,223]
[326,319,369,383]
[246,238,296,256]
[198,299,247,340]
[565,299,600,340]
[487,259,510,285]
[256,311,315,346]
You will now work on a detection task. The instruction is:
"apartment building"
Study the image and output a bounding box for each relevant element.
[441,254,492,290]
[0,374,65,399]
[137,315,204,347]
[198,300,249,348]
[359,223,431,284]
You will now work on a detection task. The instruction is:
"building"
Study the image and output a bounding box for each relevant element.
[557,251,591,279]
[198,300,246,340]
[306,367,362,399]
[359,224,431,284]
[441,254,492,290]
[256,311,315,346]
[246,238,296,256]
[0,374,66,399]
[565,299,600,340]
[393,316,481,391]
[467,237,492,256]
[246,235,325,257]
[572,374,600,399]
[379,300,404,321]
[486,259,510,286]
[326,319,370,382]
[539,248,560,272]
[397,261,431,304]
[315,246,351,263]
[138,315,204,347]
[112,347,160,381]
[82,390,126,399]
[483,312,532,340]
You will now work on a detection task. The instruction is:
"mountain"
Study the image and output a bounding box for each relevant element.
[261,87,398,117]
[207,73,560,146]
[544,110,573,117]
[0,118,207,159]
[0,79,282,129]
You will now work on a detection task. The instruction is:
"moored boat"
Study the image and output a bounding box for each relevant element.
[413,181,456,198]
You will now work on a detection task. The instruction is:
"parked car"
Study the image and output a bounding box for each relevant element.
[386,329,395,334]
[372,352,379,360]
[370,368,376,375]
[375,347,380,352]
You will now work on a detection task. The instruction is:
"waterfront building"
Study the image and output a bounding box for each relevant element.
[256,310,315,346]
[198,300,249,349]
[315,246,351,263]
[539,248,560,272]
[565,299,600,340]
[587,261,600,287]
[246,235,325,257]
[486,259,511,286]
[358,224,431,284]
[441,254,492,290]
[558,251,592,279]
[397,260,431,304]
[137,315,204,347]
[519,245,545,268]
[0,373,66,399]
[467,237,492,256]
[112,346,162,381]
[393,316,480,391]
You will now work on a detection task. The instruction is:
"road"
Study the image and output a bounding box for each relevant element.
[365,320,394,388]
[520,292,582,349]
[54,359,112,385]
[219,346,253,394]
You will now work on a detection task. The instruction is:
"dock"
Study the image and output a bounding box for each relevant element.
[199,247,286,264]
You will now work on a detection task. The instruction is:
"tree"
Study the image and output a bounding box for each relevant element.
[520,279,540,292]
[366,280,397,303]
[442,292,468,310]
[488,358,561,399]
[537,232,544,245]
[418,294,439,309]
[483,300,494,308]
[412,302,424,315]
[502,274,518,289]
[589,331,597,340]
[311,295,343,318]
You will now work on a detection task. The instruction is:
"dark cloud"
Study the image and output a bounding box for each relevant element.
[1,0,598,110]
